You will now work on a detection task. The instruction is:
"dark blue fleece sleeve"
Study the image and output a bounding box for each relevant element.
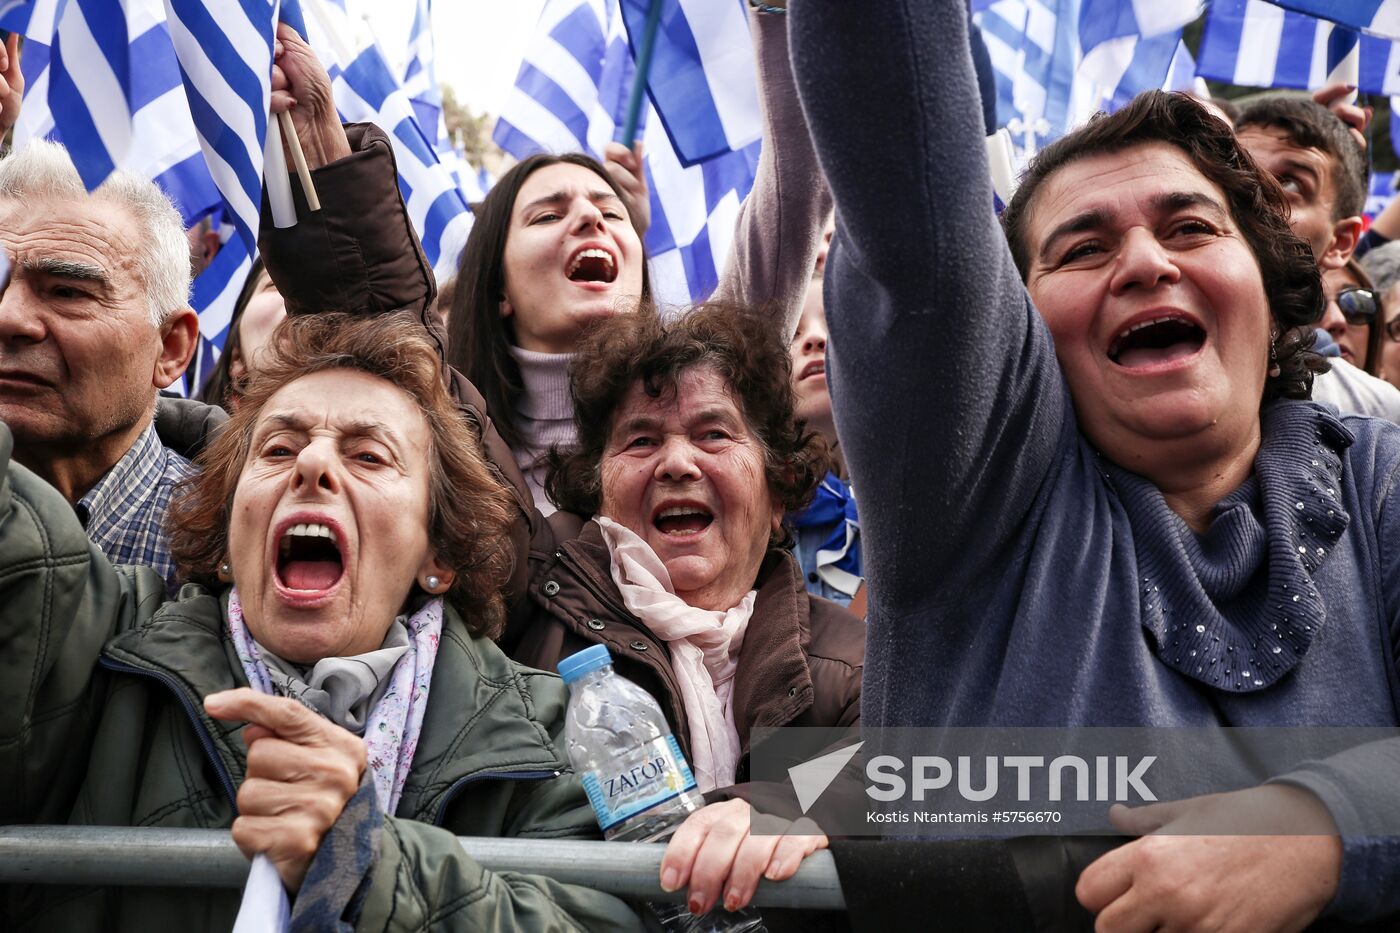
[787,1,1068,641]
[1284,440,1400,920]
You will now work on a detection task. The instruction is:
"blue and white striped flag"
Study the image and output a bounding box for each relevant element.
[495,0,760,305]
[299,0,473,281]
[1077,0,1202,57]
[1163,39,1206,95]
[3,0,137,191]
[1198,0,1400,94]
[615,0,760,166]
[1264,1,1400,42]
[162,0,276,253]
[397,0,484,216]
[974,0,1199,164]
[187,232,254,393]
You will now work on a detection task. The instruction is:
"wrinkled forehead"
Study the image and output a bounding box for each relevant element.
[1026,142,1232,248]
[253,369,432,449]
[610,364,744,429]
[0,195,141,276]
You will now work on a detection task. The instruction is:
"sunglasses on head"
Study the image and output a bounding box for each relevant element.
[1336,286,1380,326]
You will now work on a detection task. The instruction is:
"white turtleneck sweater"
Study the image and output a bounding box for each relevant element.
[507,345,577,515]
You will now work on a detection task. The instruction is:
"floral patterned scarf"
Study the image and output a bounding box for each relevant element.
[225,587,443,814]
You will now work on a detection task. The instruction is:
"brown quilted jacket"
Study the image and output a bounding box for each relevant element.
[508,517,864,783]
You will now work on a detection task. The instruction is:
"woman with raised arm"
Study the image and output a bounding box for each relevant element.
[444,5,831,516]
[787,0,1400,927]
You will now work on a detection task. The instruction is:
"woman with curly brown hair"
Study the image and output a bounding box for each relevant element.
[0,312,643,931]
[514,303,864,806]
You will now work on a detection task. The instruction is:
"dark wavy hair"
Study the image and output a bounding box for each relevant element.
[169,313,516,639]
[1236,95,1367,221]
[446,152,652,453]
[545,303,830,536]
[1000,90,1328,402]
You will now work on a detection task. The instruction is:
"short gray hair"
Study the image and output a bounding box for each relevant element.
[0,139,192,327]
[1359,240,1400,297]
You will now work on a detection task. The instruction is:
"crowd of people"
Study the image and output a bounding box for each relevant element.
[2,0,1400,930]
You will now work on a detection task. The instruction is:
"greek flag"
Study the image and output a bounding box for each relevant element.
[974,0,1199,162]
[615,0,760,166]
[1197,0,1400,94]
[300,0,473,281]
[187,233,254,394]
[162,0,276,253]
[495,0,760,304]
[1265,1,1400,42]
[2,0,136,191]
[398,1,484,212]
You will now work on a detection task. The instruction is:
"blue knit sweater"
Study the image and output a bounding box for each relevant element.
[788,0,1400,920]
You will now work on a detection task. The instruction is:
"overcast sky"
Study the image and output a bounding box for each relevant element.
[431,0,547,117]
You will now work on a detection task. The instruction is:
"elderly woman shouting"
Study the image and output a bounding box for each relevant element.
[513,305,864,788]
[0,313,641,931]
[507,304,863,914]
[784,0,1400,927]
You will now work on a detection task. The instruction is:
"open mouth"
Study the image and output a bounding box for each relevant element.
[566,247,618,284]
[275,522,345,593]
[652,504,714,537]
[800,360,826,381]
[1107,316,1206,369]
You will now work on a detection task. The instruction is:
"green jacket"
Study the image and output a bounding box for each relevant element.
[0,424,642,931]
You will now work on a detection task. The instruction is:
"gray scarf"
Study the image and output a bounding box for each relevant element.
[260,620,410,735]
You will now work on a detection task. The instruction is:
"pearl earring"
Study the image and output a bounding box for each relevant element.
[219,562,231,578]
[426,575,441,592]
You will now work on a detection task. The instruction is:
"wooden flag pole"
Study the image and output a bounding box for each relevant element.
[277,110,321,212]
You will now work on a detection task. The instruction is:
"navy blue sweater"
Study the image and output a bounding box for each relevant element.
[788,0,1400,920]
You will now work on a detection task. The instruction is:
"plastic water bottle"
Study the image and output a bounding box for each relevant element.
[559,644,764,932]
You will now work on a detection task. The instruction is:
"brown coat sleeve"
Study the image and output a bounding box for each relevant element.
[258,122,538,612]
[259,123,436,320]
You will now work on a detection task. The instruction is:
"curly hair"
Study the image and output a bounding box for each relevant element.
[168,313,516,639]
[447,152,652,454]
[1000,90,1328,402]
[544,303,830,533]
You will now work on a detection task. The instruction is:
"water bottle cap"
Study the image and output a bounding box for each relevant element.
[557,643,613,683]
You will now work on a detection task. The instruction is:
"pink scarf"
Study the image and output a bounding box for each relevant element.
[596,517,756,792]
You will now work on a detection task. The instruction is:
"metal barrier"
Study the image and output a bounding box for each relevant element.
[0,826,846,910]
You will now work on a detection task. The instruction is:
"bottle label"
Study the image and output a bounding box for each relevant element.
[580,735,698,832]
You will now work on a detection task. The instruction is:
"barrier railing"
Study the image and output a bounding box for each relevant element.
[0,826,846,910]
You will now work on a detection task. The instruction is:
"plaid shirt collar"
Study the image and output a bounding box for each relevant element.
[76,421,194,591]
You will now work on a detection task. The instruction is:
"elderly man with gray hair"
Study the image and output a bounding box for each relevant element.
[0,140,199,589]
[1360,239,1400,388]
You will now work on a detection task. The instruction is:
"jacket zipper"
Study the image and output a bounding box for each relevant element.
[431,770,560,827]
[97,655,240,812]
